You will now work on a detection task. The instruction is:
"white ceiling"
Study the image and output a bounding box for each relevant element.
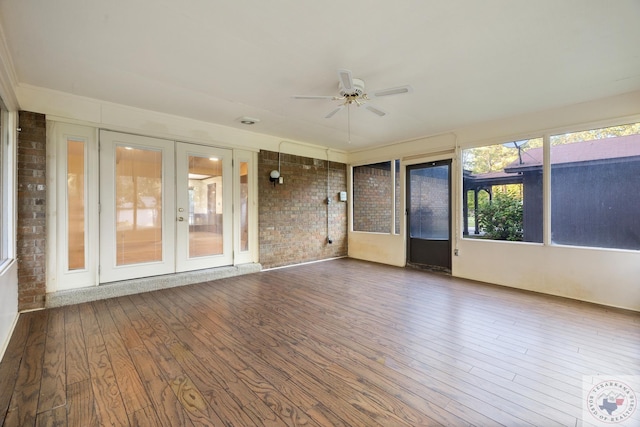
[1,0,639,151]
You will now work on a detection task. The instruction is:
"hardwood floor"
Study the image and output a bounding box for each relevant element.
[1,258,639,426]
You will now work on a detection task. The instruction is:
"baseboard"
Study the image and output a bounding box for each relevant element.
[261,256,347,272]
[0,312,19,363]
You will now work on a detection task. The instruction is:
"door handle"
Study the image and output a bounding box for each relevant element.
[178,217,184,222]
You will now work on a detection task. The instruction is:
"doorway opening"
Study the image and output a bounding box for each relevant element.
[406,160,452,273]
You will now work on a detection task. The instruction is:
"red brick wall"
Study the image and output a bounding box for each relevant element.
[17,111,47,311]
[259,150,347,269]
[353,164,393,233]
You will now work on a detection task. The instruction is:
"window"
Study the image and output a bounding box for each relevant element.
[0,104,10,266]
[115,146,164,265]
[52,123,99,290]
[394,159,401,234]
[462,138,543,242]
[353,161,393,233]
[550,122,640,250]
[67,139,86,269]
[233,150,254,265]
[239,161,249,252]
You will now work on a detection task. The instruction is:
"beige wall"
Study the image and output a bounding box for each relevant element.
[347,90,640,311]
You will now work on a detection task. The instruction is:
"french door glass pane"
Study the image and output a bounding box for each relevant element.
[188,155,223,257]
[67,139,85,270]
[115,146,163,265]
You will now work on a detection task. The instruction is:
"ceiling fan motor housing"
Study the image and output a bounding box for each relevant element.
[339,78,365,97]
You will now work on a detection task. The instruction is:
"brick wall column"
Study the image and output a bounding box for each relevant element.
[258,150,347,269]
[16,111,47,310]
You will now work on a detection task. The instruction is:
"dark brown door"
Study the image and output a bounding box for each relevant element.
[407,160,452,272]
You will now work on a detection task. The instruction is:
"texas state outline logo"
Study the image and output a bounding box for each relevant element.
[586,378,637,424]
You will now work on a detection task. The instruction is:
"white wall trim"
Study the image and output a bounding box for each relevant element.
[17,84,349,164]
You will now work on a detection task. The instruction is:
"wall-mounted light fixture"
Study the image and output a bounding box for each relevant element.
[269,148,285,186]
[269,169,280,186]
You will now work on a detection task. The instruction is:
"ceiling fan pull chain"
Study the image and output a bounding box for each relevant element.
[348,103,351,144]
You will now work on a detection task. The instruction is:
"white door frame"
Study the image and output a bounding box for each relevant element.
[49,126,257,291]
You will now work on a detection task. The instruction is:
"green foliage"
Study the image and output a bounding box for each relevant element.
[551,122,640,146]
[477,191,523,241]
[463,138,543,174]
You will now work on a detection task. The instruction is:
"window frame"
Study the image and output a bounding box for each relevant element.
[0,106,17,273]
[48,122,99,291]
[460,118,640,253]
[548,122,640,251]
[233,149,258,265]
[351,159,400,235]
[461,137,544,244]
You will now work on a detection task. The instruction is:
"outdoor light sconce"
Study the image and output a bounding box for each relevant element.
[269,169,282,186]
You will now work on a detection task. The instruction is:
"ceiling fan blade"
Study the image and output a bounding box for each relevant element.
[371,85,413,97]
[325,105,345,118]
[337,69,354,92]
[292,95,336,100]
[365,104,387,117]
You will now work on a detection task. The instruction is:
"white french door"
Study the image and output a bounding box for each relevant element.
[100,131,176,282]
[175,142,232,271]
[99,131,232,283]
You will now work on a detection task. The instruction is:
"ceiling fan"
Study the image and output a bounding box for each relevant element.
[293,69,413,119]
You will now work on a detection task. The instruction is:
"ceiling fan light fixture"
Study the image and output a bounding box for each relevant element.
[292,68,413,143]
[338,78,365,97]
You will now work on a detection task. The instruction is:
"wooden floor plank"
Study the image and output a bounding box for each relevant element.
[66,379,98,427]
[102,332,151,415]
[129,405,163,427]
[4,310,49,426]
[127,345,195,427]
[86,344,129,426]
[0,313,31,422]
[7,340,46,427]
[169,374,222,427]
[35,405,66,427]
[77,303,103,349]
[37,308,66,414]
[236,367,322,427]
[2,258,639,426]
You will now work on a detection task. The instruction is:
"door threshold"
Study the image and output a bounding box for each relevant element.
[406,262,451,275]
[46,263,262,308]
